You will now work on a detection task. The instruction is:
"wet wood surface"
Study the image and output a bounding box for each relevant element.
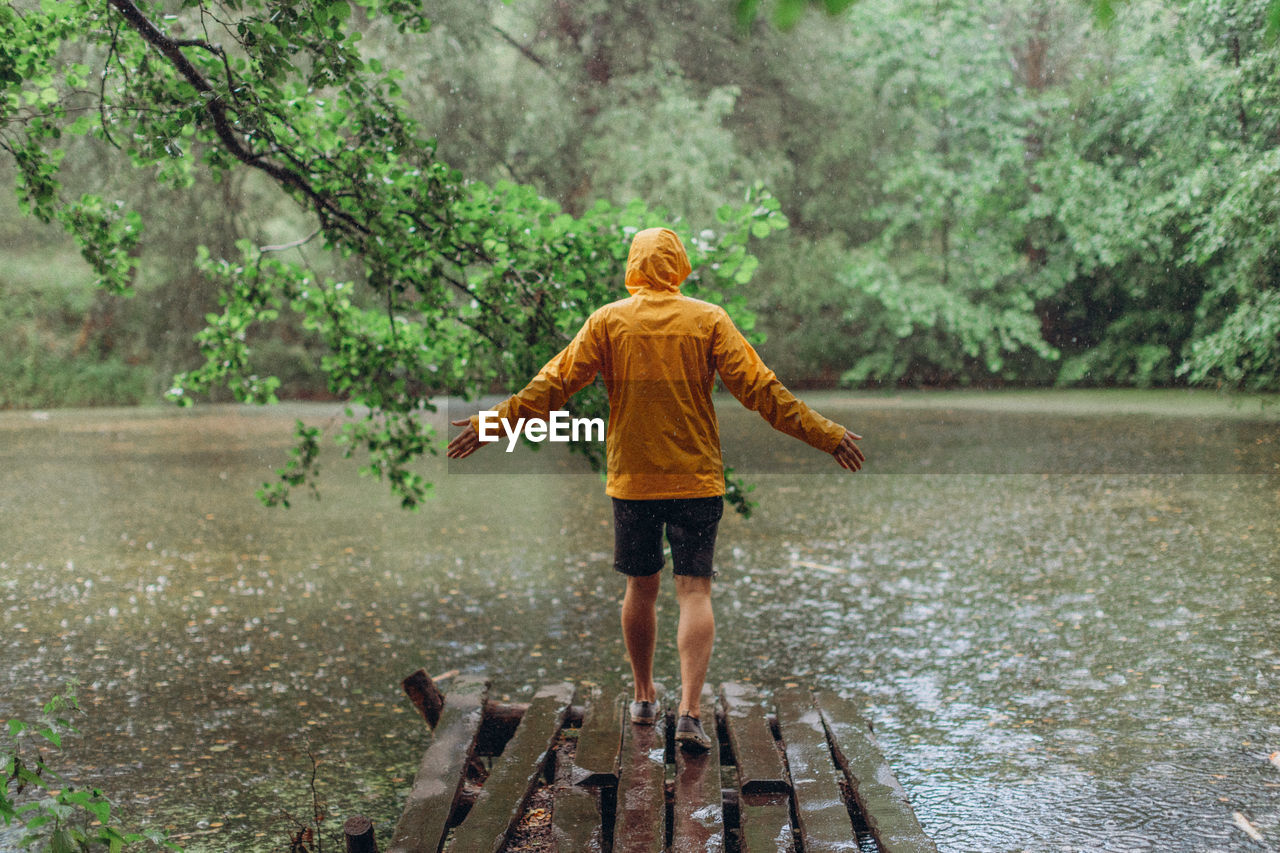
[447,682,574,853]
[342,814,378,853]
[671,695,724,852]
[388,675,489,853]
[550,785,604,853]
[389,673,936,853]
[776,686,858,853]
[721,682,789,795]
[613,704,667,853]
[402,668,446,729]
[737,791,796,853]
[573,690,624,787]
[817,690,939,853]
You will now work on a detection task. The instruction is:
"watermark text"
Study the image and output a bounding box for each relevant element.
[477,410,605,452]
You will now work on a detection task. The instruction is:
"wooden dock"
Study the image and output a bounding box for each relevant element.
[380,668,936,853]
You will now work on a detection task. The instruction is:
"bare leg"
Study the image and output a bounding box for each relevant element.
[622,573,661,703]
[674,574,714,718]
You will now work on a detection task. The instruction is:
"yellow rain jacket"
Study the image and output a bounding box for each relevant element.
[474,227,847,499]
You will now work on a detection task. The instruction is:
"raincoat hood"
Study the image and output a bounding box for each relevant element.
[624,227,692,295]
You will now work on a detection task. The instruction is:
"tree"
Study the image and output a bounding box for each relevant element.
[831,0,1073,386]
[0,0,787,512]
[1038,0,1280,390]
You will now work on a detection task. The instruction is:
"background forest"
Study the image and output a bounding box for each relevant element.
[3,0,1279,412]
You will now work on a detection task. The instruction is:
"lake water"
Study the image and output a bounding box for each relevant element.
[1,392,1277,851]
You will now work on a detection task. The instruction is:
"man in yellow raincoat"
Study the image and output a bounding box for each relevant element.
[448,227,864,751]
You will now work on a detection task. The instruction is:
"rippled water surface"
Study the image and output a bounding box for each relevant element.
[1,393,1277,851]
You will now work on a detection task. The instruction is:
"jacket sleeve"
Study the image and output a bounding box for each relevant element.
[711,309,846,453]
[471,312,605,432]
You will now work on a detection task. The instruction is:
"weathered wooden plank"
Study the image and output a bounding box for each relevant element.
[724,685,793,853]
[447,682,575,853]
[671,689,723,853]
[816,691,938,853]
[613,705,667,853]
[551,785,605,853]
[775,686,856,853]
[388,675,489,853]
[551,712,606,853]
[737,793,795,853]
[720,682,788,795]
[574,690,625,787]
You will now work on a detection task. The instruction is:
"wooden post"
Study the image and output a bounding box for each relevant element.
[343,815,378,853]
[402,669,446,729]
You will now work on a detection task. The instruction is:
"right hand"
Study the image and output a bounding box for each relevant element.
[446,418,484,459]
[833,430,865,472]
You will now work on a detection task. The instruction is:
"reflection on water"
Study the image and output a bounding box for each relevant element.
[1,395,1277,852]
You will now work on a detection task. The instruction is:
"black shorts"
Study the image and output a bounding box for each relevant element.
[612,496,724,578]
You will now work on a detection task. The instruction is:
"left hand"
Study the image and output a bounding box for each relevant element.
[832,429,865,472]
[447,418,484,459]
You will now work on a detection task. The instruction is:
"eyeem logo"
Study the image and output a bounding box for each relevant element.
[478,410,605,452]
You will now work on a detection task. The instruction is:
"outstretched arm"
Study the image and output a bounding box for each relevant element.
[446,312,605,462]
[712,310,864,467]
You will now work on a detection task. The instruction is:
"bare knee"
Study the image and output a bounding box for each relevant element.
[626,573,662,604]
[674,574,712,603]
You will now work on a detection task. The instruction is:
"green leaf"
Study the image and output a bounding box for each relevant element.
[1092,0,1115,27]
[51,828,78,853]
[734,0,761,30]
[773,0,808,30]
[733,255,760,284]
[84,796,111,825]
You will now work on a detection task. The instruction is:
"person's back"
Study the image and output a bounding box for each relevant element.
[466,227,851,497]
[594,228,731,499]
[448,226,863,752]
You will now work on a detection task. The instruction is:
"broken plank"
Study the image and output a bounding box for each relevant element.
[720,682,788,795]
[551,785,605,853]
[613,706,667,853]
[403,669,447,729]
[775,686,856,853]
[815,691,938,853]
[448,682,575,853]
[671,691,723,853]
[737,792,795,853]
[388,675,489,853]
[574,690,625,787]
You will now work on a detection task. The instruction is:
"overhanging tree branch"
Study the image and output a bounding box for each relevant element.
[105,0,369,236]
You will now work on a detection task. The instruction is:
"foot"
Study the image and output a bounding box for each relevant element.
[630,700,659,726]
[675,713,711,752]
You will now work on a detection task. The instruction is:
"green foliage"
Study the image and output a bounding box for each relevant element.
[4,0,1280,506]
[0,255,150,409]
[0,0,786,512]
[1,685,180,851]
[1033,0,1280,390]
[1181,290,1280,392]
[807,0,1280,391]
[830,0,1070,386]
[734,0,858,31]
